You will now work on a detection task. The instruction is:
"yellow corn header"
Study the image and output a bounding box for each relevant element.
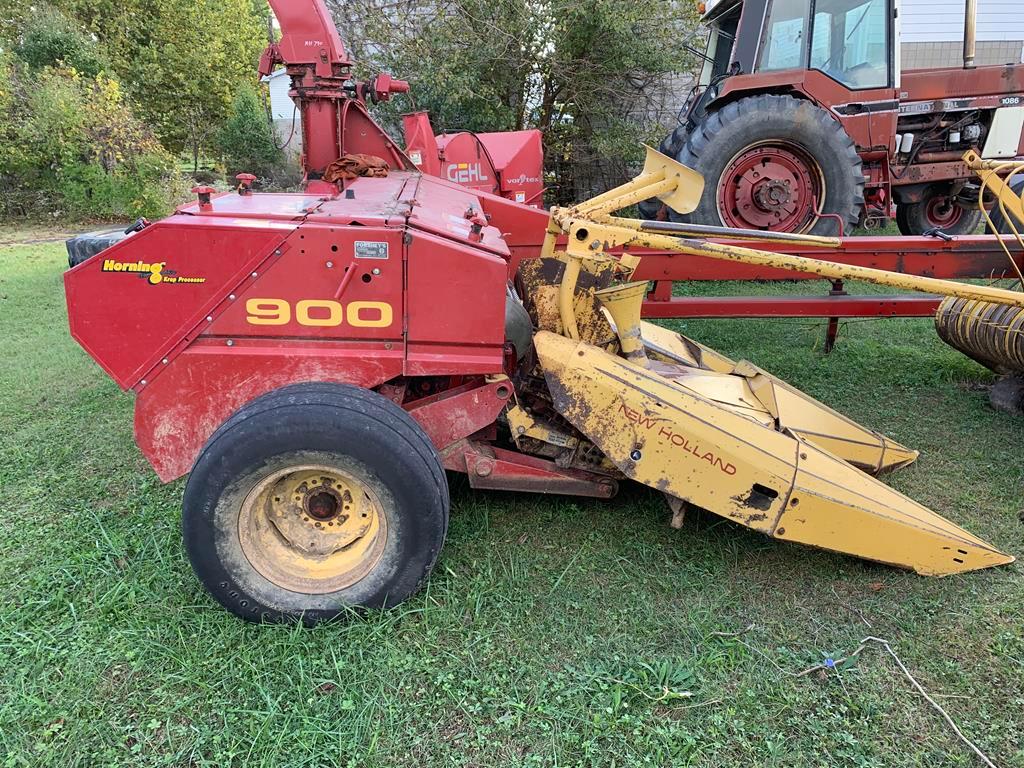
[520,146,1018,575]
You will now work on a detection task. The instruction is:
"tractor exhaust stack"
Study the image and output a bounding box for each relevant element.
[964,0,977,69]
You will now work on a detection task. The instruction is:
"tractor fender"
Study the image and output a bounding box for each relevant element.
[134,352,403,482]
[892,183,930,205]
[711,73,821,115]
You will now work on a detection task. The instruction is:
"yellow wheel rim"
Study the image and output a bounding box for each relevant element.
[237,464,387,594]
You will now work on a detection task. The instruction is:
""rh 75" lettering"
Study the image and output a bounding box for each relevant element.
[246,298,393,328]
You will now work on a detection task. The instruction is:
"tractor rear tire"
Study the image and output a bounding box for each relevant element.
[985,176,1024,234]
[671,94,864,236]
[182,382,448,624]
[636,198,664,220]
[896,186,983,236]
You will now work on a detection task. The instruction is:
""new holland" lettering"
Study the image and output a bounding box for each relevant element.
[618,403,737,475]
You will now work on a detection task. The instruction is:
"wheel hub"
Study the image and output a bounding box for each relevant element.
[925,195,962,228]
[238,464,387,593]
[305,486,341,521]
[718,142,823,232]
[752,178,792,211]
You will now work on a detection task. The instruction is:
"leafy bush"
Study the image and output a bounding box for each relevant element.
[56,151,186,220]
[0,47,187,220]
[215,84,286,182]
[15,6,108,78]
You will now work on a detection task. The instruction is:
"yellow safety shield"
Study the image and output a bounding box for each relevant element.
[638,144,704,215]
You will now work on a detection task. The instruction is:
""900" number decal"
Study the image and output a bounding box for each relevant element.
[246,298,393,328]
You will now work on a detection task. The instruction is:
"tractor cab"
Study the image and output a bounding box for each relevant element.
[690,0,894,122]
[650,0,1024,236]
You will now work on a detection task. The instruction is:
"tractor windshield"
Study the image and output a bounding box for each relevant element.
[756,0,890,89]
[809,0,889,87]
[757,0,810,72]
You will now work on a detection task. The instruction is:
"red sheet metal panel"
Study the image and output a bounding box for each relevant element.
[207,224,404,345]
[405,379,512,451]
[901,64,1024,103]
[135,342,403,481]
[64,216,295,389]
[176,191,327,220]
[312,173,415,227]
[405,230,508,376]
[405,176,510,257]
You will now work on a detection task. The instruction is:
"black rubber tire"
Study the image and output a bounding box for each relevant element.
[895,186,984,236]
[986,176,1024,234]
[670,94,864,236]
[66,228,131,267]
[636,198,664,220]
[182,382,448,624]
[893,203,912,235]
[661,124,690,160]
[989,375,1024,415]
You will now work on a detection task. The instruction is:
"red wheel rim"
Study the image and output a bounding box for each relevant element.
[924,195,963,228]
[717,141,824,232]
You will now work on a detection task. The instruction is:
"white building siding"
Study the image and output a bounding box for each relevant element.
[265,70,296,120]
[899,0,1024,67]
[262,69,302,155]
[900,0,1024,43]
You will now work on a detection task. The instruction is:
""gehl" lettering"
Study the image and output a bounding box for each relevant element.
[447,162,489,184]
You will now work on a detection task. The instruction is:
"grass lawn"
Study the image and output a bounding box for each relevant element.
[1,227,1022,767]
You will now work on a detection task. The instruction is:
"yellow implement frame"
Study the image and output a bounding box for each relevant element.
[964,148,1024,286]
[930,151,1024,381]
[529,145,1016,576]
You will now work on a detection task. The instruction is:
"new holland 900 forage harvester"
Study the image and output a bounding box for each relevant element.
[65,0,1022,623]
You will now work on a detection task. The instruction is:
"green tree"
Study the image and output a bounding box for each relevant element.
[0,48,185,219]
[51,0,268,162]
[14,5,108,77]
[217,84,284,179]
[331,0,699,201]
[46,0,152,71]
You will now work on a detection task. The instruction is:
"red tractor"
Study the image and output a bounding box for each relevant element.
[645,0,1024,235]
